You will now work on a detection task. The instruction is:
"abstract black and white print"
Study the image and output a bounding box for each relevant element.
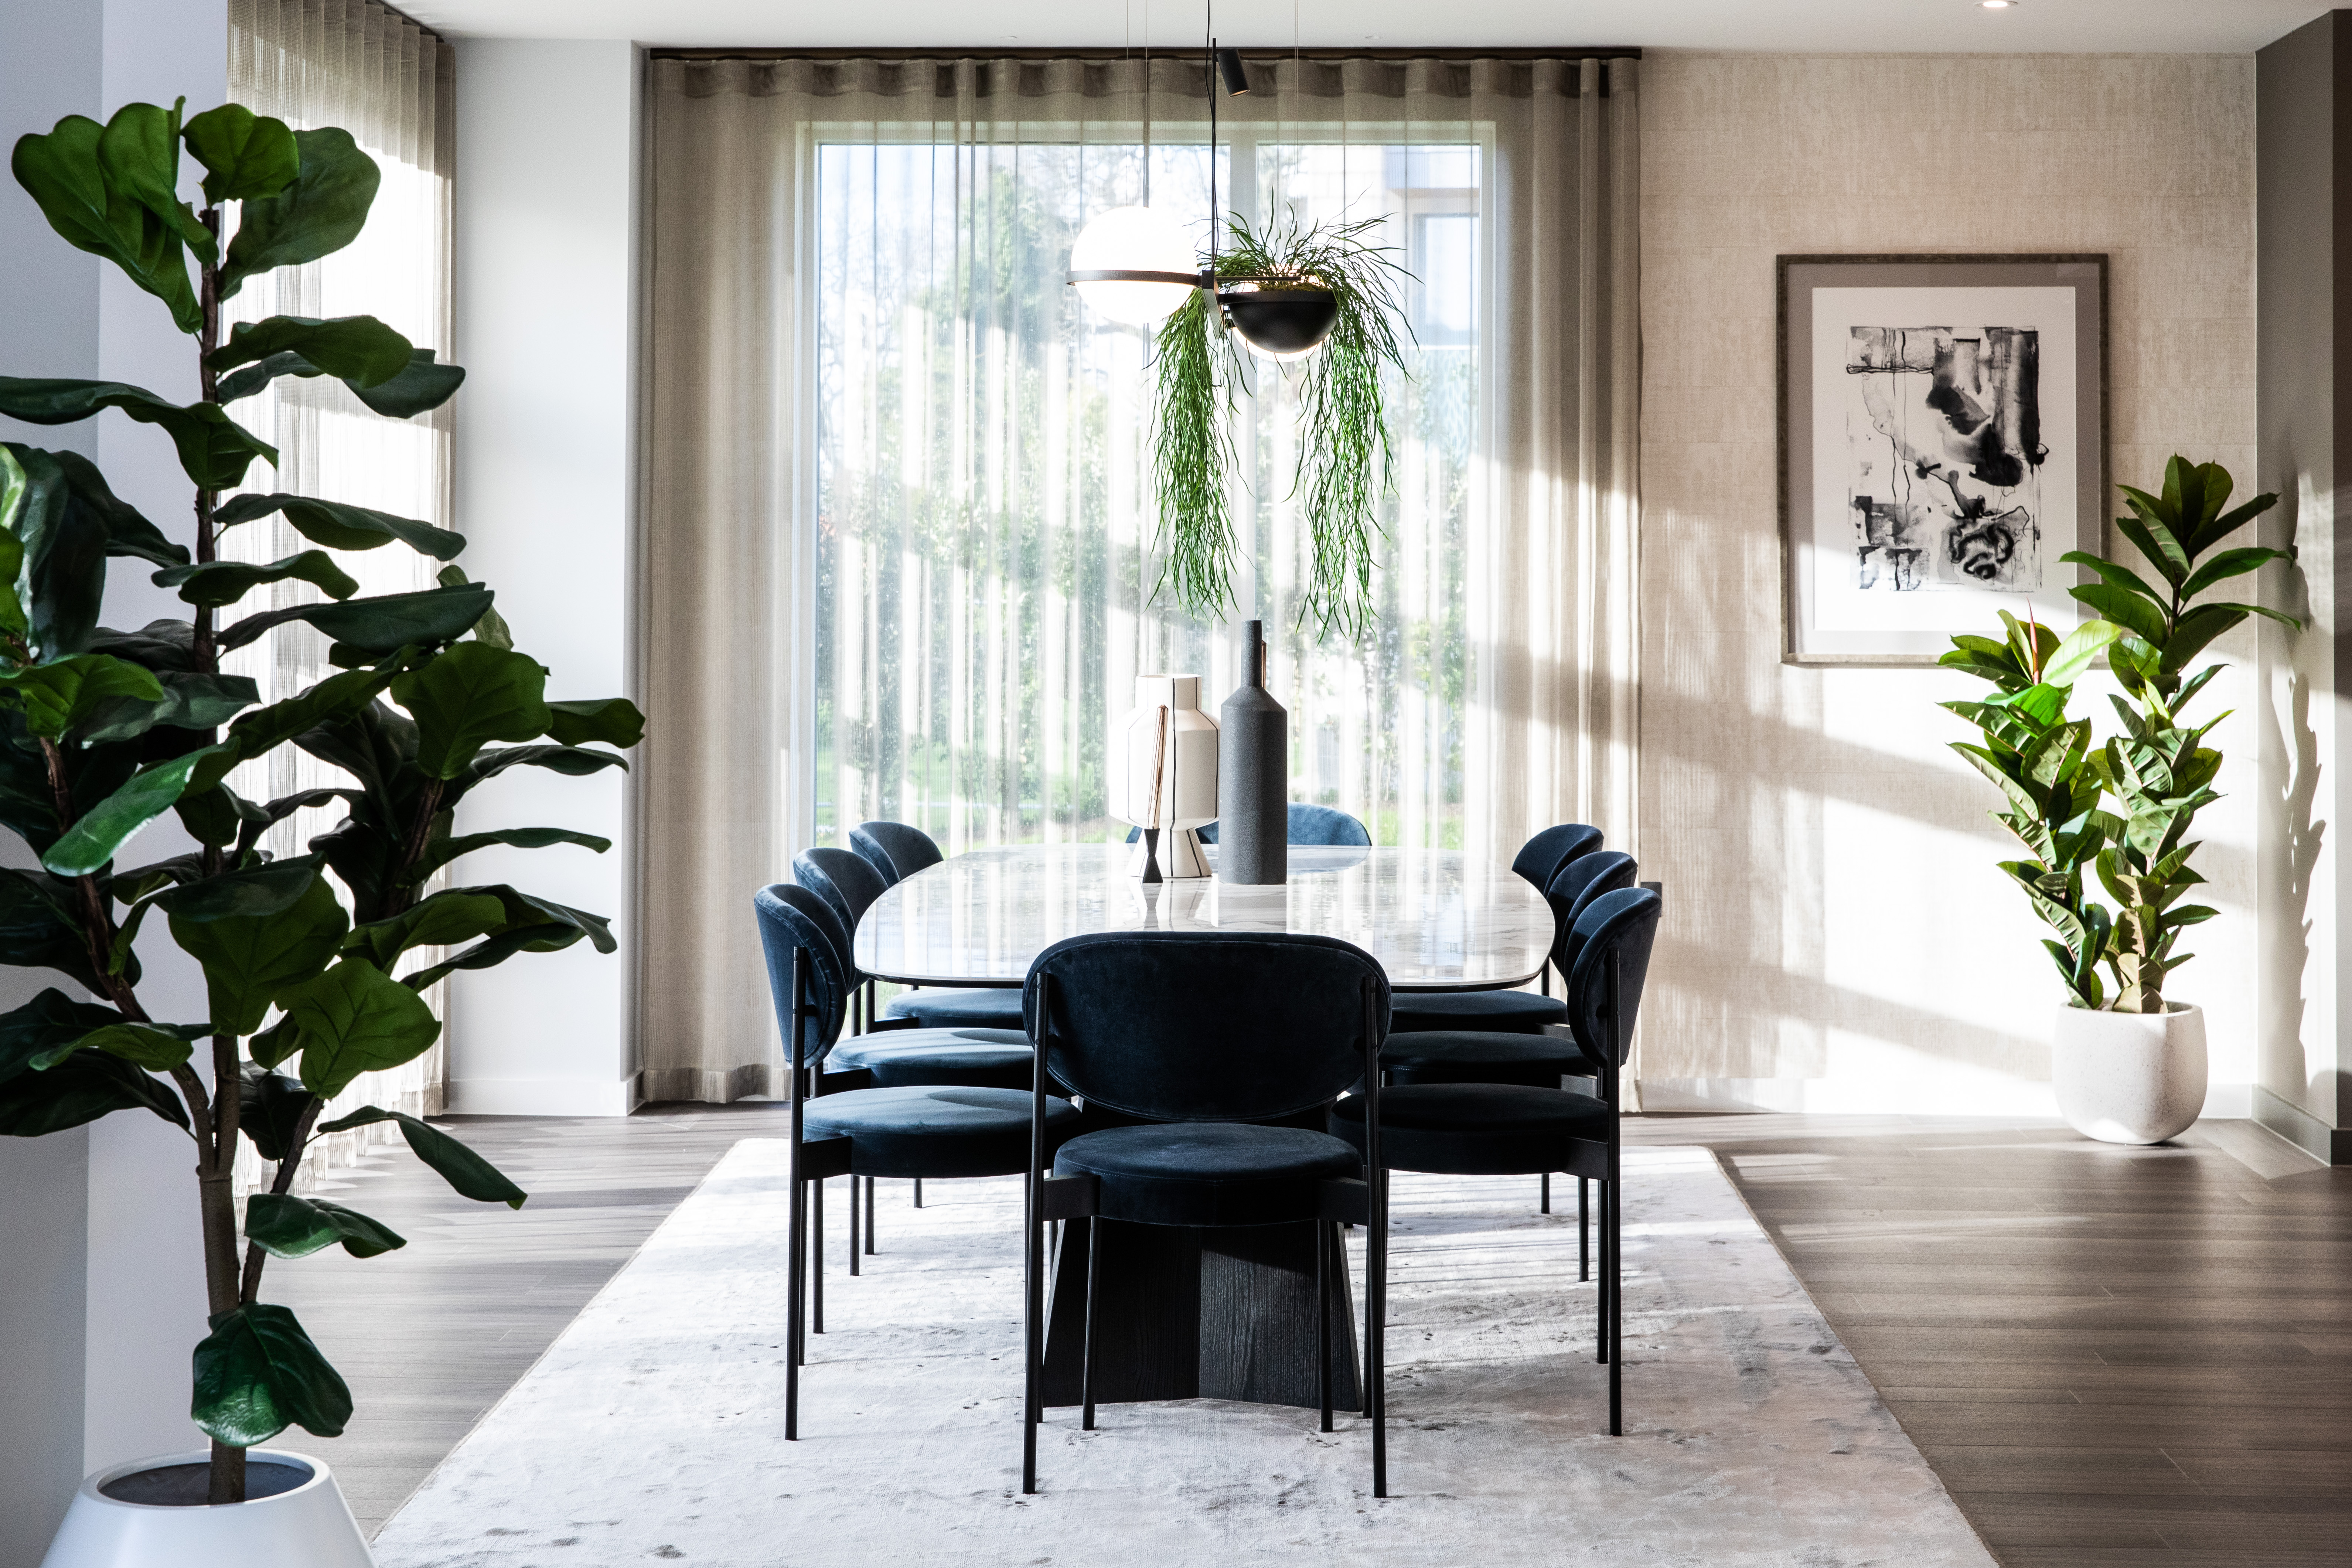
[1844,324,2046,594]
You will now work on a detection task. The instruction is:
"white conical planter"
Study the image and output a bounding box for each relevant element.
[41,1449,372,1567]
[2051,1002,2206,1145]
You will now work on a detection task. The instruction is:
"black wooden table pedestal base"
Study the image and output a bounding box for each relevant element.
[1041,1217,1361,1411]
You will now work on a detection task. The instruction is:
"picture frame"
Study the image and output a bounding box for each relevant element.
[1777,253,2109,667]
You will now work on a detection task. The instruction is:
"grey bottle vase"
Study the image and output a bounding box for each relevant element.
[1218,621,1288,885]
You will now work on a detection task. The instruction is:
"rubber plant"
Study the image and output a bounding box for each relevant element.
[0,99,643,1503]
[1152,210,1411,642]
[1943,456,2291,1014]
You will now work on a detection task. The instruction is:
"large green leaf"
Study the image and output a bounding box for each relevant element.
[2179,545,2291,600]
[42,744,228,877]
[30,1020,208,1072]
[154,549,360,609]
[96,100,211,261]
[318,1104,526,1206]
[391,642,551,779]
[465,744,630,785]
[3,444,107,657]
[19,447,188,569]
[0,867,124,993]
[220,583,492,655]
[403,825,611,886]
[10,109,201,330]
[226,662,409,760]
[0,379,277,491]
[0,654,164,739]
[207,314,414,388]
[168,867,349,1035]
[343,890,512,969]
[244,1192,405,1259]
[545,698,645,749]
[76,671,259,744]
[154,855,326,923]
[219,127,378,299]
[212,492,464,560]
[0,1049,189,1136]
[350,349,466,418]
[399,885,616,988]
[237,1064,316,1160]
[191,1302,351,1445]
[284,957,442,1099]
[2070,584,2166,645]
[2041,621,2124,688]
[180,103,299,204]
[0,988,123,1088]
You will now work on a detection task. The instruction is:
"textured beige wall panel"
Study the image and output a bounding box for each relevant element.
[1638,51,2258,1108]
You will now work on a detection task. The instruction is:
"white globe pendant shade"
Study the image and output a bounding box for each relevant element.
[1068,205,1199,326]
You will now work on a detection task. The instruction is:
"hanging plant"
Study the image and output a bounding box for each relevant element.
[1150,210,1412,642]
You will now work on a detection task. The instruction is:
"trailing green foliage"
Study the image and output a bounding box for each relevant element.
[1944,456,2291,1014]
[1,95,645,1501]
[1148,211,1413,641]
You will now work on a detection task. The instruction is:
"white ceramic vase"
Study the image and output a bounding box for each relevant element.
[1107,674,1218,880]
[41,1450,372,1568]
[2050,1002,2206,1145]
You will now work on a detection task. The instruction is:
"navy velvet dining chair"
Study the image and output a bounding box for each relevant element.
[1124,801,1373,849]
[756,882,1079,1442]
[1384,828,1606,1036]
[1511,822,1603,899]
[849,819,944,886]
[846,820,1026,1033]
[1019,931,1391,1496]
[1330,885,1662,1439]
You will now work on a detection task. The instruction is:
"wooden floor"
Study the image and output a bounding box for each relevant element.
[270,1107,2352,1564]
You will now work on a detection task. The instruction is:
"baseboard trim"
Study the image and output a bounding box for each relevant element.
[1637,1077,2254,1121]
[2251,1084,2352,1166]
[446,1073,644,1118]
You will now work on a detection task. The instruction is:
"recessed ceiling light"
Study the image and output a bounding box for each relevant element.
[1979,1,2015,8]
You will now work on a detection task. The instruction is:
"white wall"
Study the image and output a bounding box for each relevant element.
[1638,53,2263,1118]
[0,0,227,1551]
[448,39,642,1115]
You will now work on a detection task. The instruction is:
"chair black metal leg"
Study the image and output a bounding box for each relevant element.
[1608,1156,1623,1435]
[1022,1167,1043,1494]
[865,1177,876,1253]
[1595,1178,1610,1364]
[812,1176,825,1334]
[1317,1221,1333,1434]
[785,1170,805,1436]
[1371,1169,1388,1499]
[1541,1172,1551,1214]
[848,1169,860,1276]
[1579,1177,1590,1282]
[1081,1217,1100,1431]
[913,1177,923,1209]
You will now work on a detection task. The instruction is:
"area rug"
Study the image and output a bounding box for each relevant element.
[369,1142,1994,1567]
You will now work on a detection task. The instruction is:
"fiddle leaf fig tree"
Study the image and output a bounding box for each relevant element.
[0,98,644,1505]
[1943,456,2292,1016]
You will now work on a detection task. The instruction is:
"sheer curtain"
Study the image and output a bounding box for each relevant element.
[641,54,1638,1102]
[226,0,456,1176]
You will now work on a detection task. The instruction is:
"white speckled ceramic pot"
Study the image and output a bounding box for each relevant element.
[2052,1002,2206,1145]
[41,1449,372,1568]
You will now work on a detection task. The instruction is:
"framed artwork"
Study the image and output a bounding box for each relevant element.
[1777,254,2108,666]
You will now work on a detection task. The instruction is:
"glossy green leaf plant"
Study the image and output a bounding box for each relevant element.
[1943,456,2291,1015]
[0,98,644,1504]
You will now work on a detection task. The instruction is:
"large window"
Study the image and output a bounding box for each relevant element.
[811,133,1486,851]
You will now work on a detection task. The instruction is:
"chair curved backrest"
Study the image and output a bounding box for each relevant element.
[1565,886,1662,1071]
[793,845,890,937]
[1547,850,1637,969]
[1125,803,1367,849]
[753,883,851,1065]
[1025,931,1389,1122]
[1512,823,1602,895]
[850,820,943,887]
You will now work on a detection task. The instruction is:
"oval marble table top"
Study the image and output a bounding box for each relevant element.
[852,842,1551,992]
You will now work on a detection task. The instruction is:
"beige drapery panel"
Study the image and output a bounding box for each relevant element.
[639,54,1638,1103]
[227,0,457,1176]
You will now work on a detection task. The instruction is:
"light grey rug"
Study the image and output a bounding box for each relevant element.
[370,1142,1993,1567]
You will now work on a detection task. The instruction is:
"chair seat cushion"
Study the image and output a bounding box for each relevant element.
[826,1027,1033,1089]
[1329,1084,1609,1176]
[880,987,1026,1030]
[1380,1030,1592,1088]
[1053,1122,1362,1227]
[1385,990,1567,1035]
[804,1085,1077,1179]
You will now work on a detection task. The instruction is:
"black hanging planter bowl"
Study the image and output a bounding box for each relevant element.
[1217,282,1340,355]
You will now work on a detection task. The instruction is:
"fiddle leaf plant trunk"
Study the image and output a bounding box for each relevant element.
[0,98,644,1506]
[1946,455,2293,1016]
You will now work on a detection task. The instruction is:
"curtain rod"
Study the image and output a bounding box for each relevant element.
[651,45,1642,63]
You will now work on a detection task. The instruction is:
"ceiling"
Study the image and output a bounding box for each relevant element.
[400,0,2324,55]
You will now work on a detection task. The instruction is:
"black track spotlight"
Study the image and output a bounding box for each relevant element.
[1217,47,1250,95]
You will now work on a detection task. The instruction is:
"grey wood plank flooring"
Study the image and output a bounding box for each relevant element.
[266,1107,2352,1562]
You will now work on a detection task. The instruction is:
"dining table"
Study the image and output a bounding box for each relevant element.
[853,841,1555,1413]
